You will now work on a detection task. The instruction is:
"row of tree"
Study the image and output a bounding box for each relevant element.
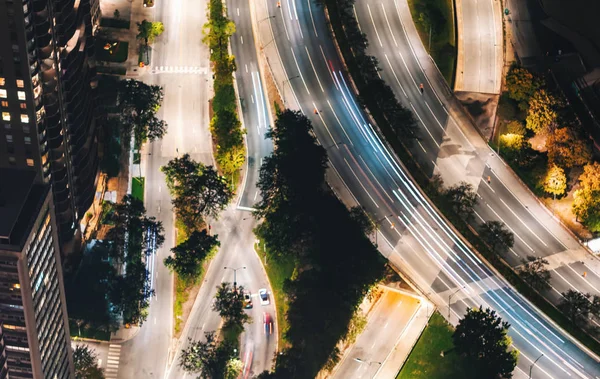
[204,0,245,183]
[253,110,386,378]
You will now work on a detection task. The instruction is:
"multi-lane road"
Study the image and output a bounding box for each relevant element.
[254,0,600,376]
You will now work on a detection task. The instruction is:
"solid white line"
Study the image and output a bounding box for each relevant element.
[290,47,310,95]
[307,0,318,37]
[327,100,352,144]
[565,264,600,293]
[292,0,299,20]
[381,3,398,47]
[424,101,445,132]
[237,205,257,211]
[500,198,548,247]
[417,140,426,153]
[240,35,244,44]
[358,154,395,203]
[398,51,419,90]
[279,6,291,40]
[305,46,325,92]
[483,179,495,193]
[320,45,338,90]
[353,5,362,31]
[286,0,293,20]
[314,101,336,144]
[367,4,383,47]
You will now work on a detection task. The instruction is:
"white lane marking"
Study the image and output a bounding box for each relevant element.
[344,158,380,208]
[485,204,535,252]
[410,103,439,147]
[381,3,398,47]
[291,47,311,95]
[565,264,600,293]
[483,179,495,193]
[327,99,352,144]
[384,53,408,97]
[367,4,383,47]
[286,0,293,20]
[313,101,336,144]
[353,5,362,31]
[305,46,325,92]
[308,0,318,37]
[425,101,445,132]
[237,8,239,16]
[500,198,548,247]
[245,64,248,73]
[292,0,299,20]
[417,140,426,153]
[279,6,291,40]
[240,35,244,44]
[398,51,419,90]
[320,45,338,91]
[251,94,255,103]
[358,155,395,203]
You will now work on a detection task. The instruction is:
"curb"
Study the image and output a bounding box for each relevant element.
[252,244,279,356]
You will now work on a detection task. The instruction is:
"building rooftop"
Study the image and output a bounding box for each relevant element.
[0,169,47,247]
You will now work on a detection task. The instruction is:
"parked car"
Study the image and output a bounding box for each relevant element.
[263,312,273,335]
[258,288,270,305]
[244,292,253,309]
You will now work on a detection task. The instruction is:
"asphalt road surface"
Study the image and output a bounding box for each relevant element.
[257,0,600,376]
[331,290,421,379]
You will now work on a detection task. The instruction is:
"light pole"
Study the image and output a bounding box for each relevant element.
[353,358,382,378]
[324,141,347,150]
[283,75,300,105]
[373,214,393,247]
[448,285,466,318]
[529,354,543,378]
[224,266,246,290]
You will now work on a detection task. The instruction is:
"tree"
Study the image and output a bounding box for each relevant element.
[349,206,374,235]
[518,255,551,292]
[478,221,514,255]
[525,89,558,134]
[578,162,600,192]
[117,79,167,142]
[137,20,165,46]
[573,163,600,232]
[453,306,518,378]
[73,345,105,379]
[212,282,250,328]
[543,164,567,197]
[444,181,477,220]
[505,66,541,110]
[161,154,233,229]
[559,290,592,326]
[180,332,238,378]
[546,127,591,168]
[505,120,526,136]
[164,230,220,282]
[109,260,153,325]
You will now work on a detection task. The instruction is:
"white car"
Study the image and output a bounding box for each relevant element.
[258,288,270,305]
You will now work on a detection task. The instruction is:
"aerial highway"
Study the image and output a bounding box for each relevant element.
[250,0,600,376]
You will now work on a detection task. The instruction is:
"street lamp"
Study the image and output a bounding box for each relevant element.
[324,141,347,150]
[283,75,300,105]
[448,285,466,318]
[373,214,393,247]
[529,354,543,378]
[353,358,382,378]
[224,266,246,290]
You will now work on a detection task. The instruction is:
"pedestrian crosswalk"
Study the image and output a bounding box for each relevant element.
[150,66,208,75]
[104,344,121,379]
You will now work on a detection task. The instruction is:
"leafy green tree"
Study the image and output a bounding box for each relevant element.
[349,206,375,235]
[444,181,477,220]
[505,66,541,110]
[161,154,233,229]
[559,290,592,326]
[117,79,167,142]
[573,189,600,232]
[137,20,165,46]
[217,146,245,179]
[505,120,526,136]
[73,345,105,379]
[578,162,600,191]
[525,89,558,134]
[453,306,518,378]
[543,164,567,197]
[109,260,153,325]
[180,332,238,378]
[518,255,551,292]
[478,221,514,255]
[164,230,220,282]
[547,127,591,168]
[212,282,250,328]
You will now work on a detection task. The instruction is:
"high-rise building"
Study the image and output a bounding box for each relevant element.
[0,0,101,253]
[0,168,75,379]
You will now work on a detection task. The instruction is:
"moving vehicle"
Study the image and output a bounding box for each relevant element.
[258,288,270,305]
[244,291,253,309]
[263,312,273,335]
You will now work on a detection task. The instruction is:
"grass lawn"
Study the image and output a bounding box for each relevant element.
[96,39,129,63]
[255,239,295,349]
[397,312,472,379]
[407,0,456,86]
[132,177,145,202]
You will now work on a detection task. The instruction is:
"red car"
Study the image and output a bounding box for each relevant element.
[263,312,273,335]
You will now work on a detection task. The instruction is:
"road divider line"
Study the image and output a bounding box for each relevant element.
[359,154,395,203]
[313,101,337,144]
[410,103,439,148]
[291,47,311,95]
[381,3,398,47]
[384,53,408,98]
[344,158,380,208]
[327,99,352,144]
[485,204,535,252]
[398,51,419,90]
[367,4,383,47]
[500,198,548,247]
[307,0,318,36]
[304,46,325,92]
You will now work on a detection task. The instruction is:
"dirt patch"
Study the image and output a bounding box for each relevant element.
[174,276,203,340]
[263,61,284,113]
[455,91,499,141]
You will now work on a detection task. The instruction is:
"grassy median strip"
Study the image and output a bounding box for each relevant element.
[397,312,469,379]
[255,240,294,348]
[407,0,456,85]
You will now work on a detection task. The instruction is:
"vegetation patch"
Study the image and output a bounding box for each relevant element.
[132,176,145,202]
[407,0,456,85]
[95,39,129,63]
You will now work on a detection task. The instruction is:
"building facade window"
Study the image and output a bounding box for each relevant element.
[21,114,29,123]
[20,103,26,109]
[0,77,5,85]
[16,79,24,88]
[2,112,10,121]
[24,136,31,144]
[8,156,16,164]
[17,91,25,100]
[6,135,13,143]
[26,158,34,166]
[1,101,7,108]
[0,89,6,98]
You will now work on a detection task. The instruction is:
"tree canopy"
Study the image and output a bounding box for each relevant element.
[453,306,518,378]
[137,20,165,45]
[73,345,105,379]
[444,181,477,221]
[478,221,514,255]
[558,290,599,326]
[164,230,220,282]
[546,127,591,168]
[212,282,250,329]
[542,164,567,197]
[117,79,167,142]
[518,255,551,292]
[572,163,600,232]
[525,89,558,134]
[505,66,541,110]
[179,332,240,378]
